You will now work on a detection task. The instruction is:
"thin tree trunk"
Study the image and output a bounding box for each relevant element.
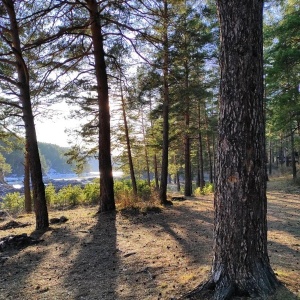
[24,143,32,213]
[159,0,171,205]
[198,102,205,189]
[154,154,159,190]
[184,62,191,196]
[204,109,213,183]
[196,149,200,188]
[290,127,297,180]
[120,79,137,196]
[212,131,216,183]
[269,137,272,176]
[4,0,48,229]
[87,0,115,212]
[141,110,151,186]
[176,172,181,192]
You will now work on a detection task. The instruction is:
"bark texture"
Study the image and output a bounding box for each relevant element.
[87,0,115,212]
[212,0,278,297]
[4,0,48,229]
[185,0,280,299]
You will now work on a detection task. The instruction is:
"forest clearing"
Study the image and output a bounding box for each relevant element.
[0,178,299,300]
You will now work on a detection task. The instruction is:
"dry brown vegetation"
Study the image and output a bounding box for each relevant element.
[0,178,299,300]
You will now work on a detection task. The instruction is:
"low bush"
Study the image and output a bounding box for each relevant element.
[1,179,160,213]
[194,183,214,196]
[136,180,152,200]
[56,185,85,207]
[83,183,100,204]
[1,192,24,213]
[45,183,57,206]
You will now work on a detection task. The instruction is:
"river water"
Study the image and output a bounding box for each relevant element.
[5,171,124,189]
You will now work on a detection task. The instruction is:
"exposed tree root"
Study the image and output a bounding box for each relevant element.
[180,271,280,300]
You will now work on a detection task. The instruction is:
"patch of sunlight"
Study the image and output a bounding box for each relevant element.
[178,271,197,284]
[268,230,300,250]
[178,265,210,285]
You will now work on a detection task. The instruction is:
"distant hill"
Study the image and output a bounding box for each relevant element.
[4,142,75,176]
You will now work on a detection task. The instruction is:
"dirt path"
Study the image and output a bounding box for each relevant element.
[0,185,299,299]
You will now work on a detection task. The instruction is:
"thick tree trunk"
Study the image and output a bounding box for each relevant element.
[4,0,48,229]
[159,0,171,205]
[120,79,137,196]
[212,0,279,296]
[87,0,115,212]
[185,0,280,298]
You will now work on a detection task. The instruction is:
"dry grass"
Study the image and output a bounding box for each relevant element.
[0,178,299,300]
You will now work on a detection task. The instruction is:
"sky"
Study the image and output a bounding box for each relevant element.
[35,102,80,148]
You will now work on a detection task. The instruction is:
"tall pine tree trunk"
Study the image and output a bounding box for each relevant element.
[198,102,205,189]
[204,109,213,183]
[141,110,151,186]
[290,127,297,180]
[184,61,191,196]
[185,0,279,298]
[269,136,273,176]
[4,0,48,229]
[120,79,137,196]
[87,0,115,212]
[24,144,32,213]
[153,154,159,190]
[159,0,171,205]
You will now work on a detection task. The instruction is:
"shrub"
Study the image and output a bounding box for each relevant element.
[194,183,214,196]
[114,180,132,200]
[1,192,24,213]
[45,183,57,206]
[83,183,100,204]
[136,180,152,200]
[56,185,84,207]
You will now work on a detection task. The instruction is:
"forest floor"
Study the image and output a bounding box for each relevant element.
[0,177,299,300]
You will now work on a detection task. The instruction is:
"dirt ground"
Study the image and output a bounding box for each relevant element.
[0,179,299,300]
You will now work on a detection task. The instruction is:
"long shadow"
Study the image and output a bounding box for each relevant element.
[158,204,214,264]
[267,192,300,240]
[0,227,52,300]
[0,250,47,300]
[123,198,214,268]
[0,222,83,300]
[64,211,118,300]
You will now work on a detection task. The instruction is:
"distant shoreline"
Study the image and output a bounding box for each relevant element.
[1,171,123,199]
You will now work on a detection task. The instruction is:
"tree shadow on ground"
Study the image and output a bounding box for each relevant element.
[123,198,214,265]
[0,222,81,300]
[0,227,57,299]
[63,211,118,300]
[118,198,215,299]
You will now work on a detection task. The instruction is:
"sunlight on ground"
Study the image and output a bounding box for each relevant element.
[0,186,299,299]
